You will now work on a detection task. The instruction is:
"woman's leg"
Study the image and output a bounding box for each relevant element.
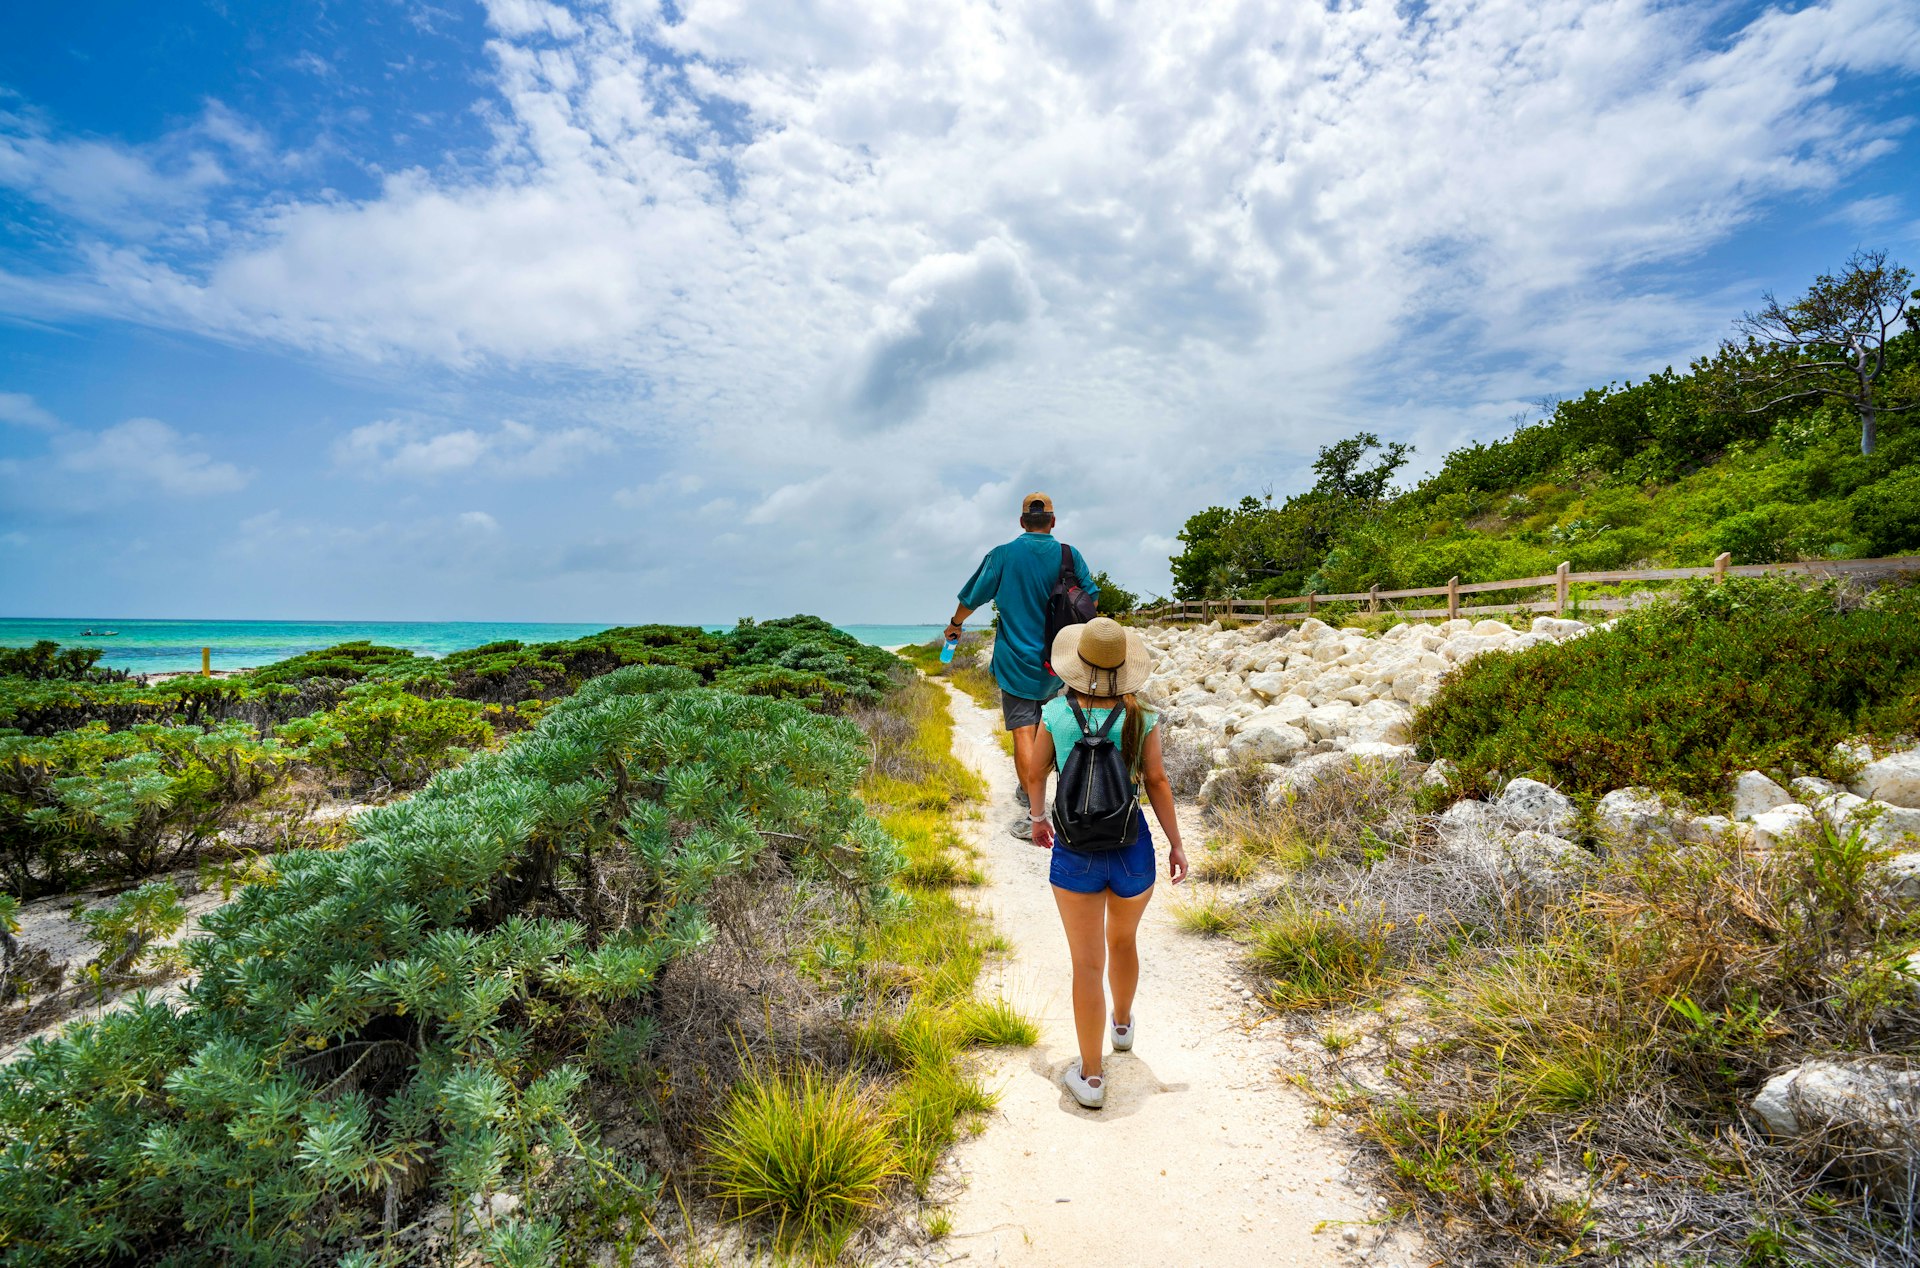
[1105,888,1153,1028]
[1051,886,1111,1080]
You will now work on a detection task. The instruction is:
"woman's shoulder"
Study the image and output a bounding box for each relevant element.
[1041,694,1074,724]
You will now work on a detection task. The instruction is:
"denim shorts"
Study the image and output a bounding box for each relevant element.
[1050,809,1156,898]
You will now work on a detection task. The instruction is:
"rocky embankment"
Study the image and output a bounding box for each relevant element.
[1140,614,1590,774]
[1138,614,1920,1189]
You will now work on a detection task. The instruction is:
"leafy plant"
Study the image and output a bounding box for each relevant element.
[1412,577,1920,804]
[0,721,290,894]
[279,683,493,792]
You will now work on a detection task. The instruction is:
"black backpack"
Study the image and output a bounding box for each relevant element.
[1041,544,1098,678]
[1052,699,1138,852]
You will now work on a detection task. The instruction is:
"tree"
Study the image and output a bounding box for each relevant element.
[1165,434,1415,600]
[1089,571,1139,616]
[1311,432,1412,502]
[1726,248,1918,455]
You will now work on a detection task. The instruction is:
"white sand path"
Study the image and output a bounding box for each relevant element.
[934,680,1424,1268]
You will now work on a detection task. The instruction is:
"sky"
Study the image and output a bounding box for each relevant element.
[2,0,1919,624]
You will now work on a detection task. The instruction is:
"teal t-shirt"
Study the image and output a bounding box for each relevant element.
[1041,695,1158,771]
[956,533,1098,702]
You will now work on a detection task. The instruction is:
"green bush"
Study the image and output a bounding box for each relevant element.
[0,721,291,896]
[0,678,904,1265]
[279,683,493,792]
[0,641,126,683]
[1412,577,1920,804]
[1849,465,1920,556]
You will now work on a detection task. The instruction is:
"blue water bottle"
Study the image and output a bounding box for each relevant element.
[939,633,959,664]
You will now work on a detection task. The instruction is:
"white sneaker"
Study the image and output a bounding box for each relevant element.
[1065,1060,1105,1109]
[1110,1016,1135,1052]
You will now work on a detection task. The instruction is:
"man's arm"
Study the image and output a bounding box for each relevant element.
[950,549,1002,636]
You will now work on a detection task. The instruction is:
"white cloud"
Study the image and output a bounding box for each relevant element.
[843,238,1041,424]
[335,416,614,478]
[4,0,1920,609]
[458,510,501,533]
[0,393,60,430]
[58,418,252,496]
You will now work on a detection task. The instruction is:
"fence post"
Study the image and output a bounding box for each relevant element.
[1306,593,1317,618]
[201,647,211,677]
[1555,562,1571,617]
[1263,596,1273,619]
[1369,584,1380,615]
[1447,576,1460,620]
[1714,551,1731,583]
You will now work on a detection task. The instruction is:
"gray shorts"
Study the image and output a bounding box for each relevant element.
[1000,689,1046,731]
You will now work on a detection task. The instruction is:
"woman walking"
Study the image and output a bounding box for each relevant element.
[1019,617,1188,1109]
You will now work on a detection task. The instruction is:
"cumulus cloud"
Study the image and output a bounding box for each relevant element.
[844,239,1040,424]
[335,417,614,478]
[58,418,251,496]
[4,0,1920,609]
[0,393,60,431]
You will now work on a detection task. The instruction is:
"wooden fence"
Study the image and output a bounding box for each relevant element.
[1133,553,1920,624]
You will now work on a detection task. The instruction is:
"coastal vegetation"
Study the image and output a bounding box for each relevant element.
[1166,573,1920,1264]
[1168,253,1920,601]
[1414,576,1920,804]
[0,619,1023,1263]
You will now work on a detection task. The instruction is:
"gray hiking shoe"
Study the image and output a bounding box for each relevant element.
[1009,813,1033,840]
[1015,783,1030,808]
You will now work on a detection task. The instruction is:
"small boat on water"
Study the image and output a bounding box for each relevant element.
[77,629,119,637]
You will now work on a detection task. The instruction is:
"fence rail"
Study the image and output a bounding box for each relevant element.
[1133,553,1920,624]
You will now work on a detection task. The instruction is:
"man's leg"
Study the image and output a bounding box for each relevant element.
[1011,723,1043,798]
[1000,692,1048,837]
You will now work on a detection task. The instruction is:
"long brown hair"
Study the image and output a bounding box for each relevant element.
[1070,689,1149,777]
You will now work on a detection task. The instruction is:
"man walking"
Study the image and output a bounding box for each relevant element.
[945,492,1098,838]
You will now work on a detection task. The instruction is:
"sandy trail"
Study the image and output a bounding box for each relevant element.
[936,682,1421,1268]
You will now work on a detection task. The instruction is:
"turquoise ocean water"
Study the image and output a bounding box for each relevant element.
[0,618,945,676]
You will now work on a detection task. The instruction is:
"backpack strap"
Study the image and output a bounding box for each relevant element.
[1066,696,1123,741]
[1058,543,1075,585]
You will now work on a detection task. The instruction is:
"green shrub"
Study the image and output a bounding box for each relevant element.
[1412,577,1920,804]
[74,880,187,976]
[279,683,493,792]
[1850,465,1920,556]
[0,641,126,683]
[0,681,904,1265]
[0,721,290,895]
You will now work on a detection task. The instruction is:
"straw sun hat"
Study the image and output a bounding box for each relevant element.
[1051,617,1153,698]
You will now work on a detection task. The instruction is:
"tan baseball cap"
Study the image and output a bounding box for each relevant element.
[1021,491,1055,516]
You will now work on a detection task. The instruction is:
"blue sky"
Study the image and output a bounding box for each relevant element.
[3,0,1918,623]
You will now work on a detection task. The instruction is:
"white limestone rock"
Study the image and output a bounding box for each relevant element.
[1245,670,1290,701]
[1530,616,1588,638]
[1596,788,1681,842]
[1345,741,1417,763]
[1834,739,1875,772]
[1884,852,1920,902]
[1731,771,1793,821]
[1263,751,1374,804]
[1226,718,1309,764]
[1750,803,1820,849]
[1853,750,1920,809]
[1299,701,1352,741]
[1421,757,1456,789]
[1470,619,1514,638]
[1497,778,1577,837]
[1436,799,1502,845]
[1750,1060,1920,1199]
